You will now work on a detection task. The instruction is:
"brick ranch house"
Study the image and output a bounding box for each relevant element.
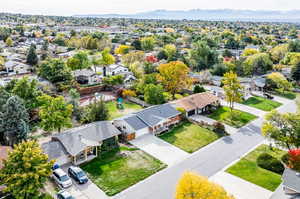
[171,92,220,117]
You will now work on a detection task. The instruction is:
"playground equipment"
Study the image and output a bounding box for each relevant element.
[117,97,124,110]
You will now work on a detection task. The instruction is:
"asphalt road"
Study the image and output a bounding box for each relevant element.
[114,100,296,199]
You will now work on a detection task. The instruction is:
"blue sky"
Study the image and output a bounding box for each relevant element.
[0,0,299,16]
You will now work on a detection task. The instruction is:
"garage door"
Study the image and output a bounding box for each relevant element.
[187,110,196,117]
[136,127,149,137]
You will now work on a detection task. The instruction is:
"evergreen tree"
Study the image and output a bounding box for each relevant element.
[0,96,29,146]
[0,140,54,199]
[292,62,300,82]
[26,44,38,65]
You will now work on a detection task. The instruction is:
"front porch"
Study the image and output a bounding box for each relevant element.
[73,146,98,165]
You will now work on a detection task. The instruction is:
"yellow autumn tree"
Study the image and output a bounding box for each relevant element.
[157,61,191,98]
[114,45,132,55]
[176,172,235,199]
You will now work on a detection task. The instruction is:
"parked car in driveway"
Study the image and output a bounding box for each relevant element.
[57,190,74,199]
[68,166,88,184]
[53,168,72,188]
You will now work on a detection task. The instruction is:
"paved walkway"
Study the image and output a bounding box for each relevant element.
[210,172,273,199]
[189,114,238,134]
[129,134,190,166]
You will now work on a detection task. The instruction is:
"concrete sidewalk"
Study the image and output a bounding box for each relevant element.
[210,172,273,199]
[130,134,190,166]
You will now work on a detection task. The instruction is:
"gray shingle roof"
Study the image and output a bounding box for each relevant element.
[283,168,300,193]
[124,115,148,131]
[136,104,180,127]
[41,141,68,160]
[53,121,121,156]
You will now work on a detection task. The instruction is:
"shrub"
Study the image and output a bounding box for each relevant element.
[193,84,206,93]
[257,153,284,174]
[281,153,289,165]
[212,122,226,135]
[288,149,300,172]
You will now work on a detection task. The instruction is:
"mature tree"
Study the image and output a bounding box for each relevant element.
[122,51,145,67]
[193,84,206,93]
[211,63,228,76]
[102,75,124,87]
[243,53,273,76]
[141,37,155,51]
[0,140,54,199]
[66,51,90,71]
[176,172,234,199]
[5,37,13,47]
[0,96,29,146]
[270,44,288,64]
[282,52,300,66]
[0,87,10,112]
[90,53,102,73]
[267,72,293,94]
[157,61,191,97]
[241,48,259,57]
[222,71,243,113]
[163,44,177,61]
[287,149,300,172]
[190,41,219,71]
[26,44,38,65]
[38,94,73,133]
[11,77,42,111]
[288,40,300,53]
[144,84,165,105]
[99,48,115,76]
[80,98,109,124]
[115,45,131,55]
[68,88,80,115]
[262,110,300,150]
[131,39,142,50]
[39,58,73,83]
[292,61,300,82]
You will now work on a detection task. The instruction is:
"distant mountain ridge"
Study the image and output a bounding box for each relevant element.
[74,9,300,22]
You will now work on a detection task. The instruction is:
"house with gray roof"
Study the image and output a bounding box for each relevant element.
[113,103,181,140]
[282,168,300,195]
[42,121,121,165]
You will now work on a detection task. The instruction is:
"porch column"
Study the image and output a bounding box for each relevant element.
[85,148,88,161]
[74,155,76,165]
[95,146,98,157]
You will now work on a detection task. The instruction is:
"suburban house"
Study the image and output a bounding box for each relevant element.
[73,69,101,85]
[282,168,300,195]
[251,77,267,91]
[113,103,181,140]
[42,121,121,166]
[171,92,220,117]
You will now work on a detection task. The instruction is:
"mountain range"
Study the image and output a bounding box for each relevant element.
[74,9,300,22]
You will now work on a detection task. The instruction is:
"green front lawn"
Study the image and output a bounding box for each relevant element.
[81,147,166,196]
[106,101,143,120]
[159,122,221,153]
[242,96,282,111]
[208,106,257,128]
[275,91,297,100]
[226,144,286,191]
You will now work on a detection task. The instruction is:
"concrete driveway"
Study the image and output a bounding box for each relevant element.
[61,164,109,199]
[210,171,273,199]
[129,134,190,166]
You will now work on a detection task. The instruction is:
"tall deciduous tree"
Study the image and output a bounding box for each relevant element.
[176,172,234,199]
[38,94,73,133]
[222,71,243,113]
[157,61,191,98]
[66,51,90,71]
[262,110,300,150]
[243,53,273,76]
[99,48,115,76]
[144,84,165,105]
[292,61,300,82]
[0,96,29,146]
[0,140,54,199]
[141,37,155,51]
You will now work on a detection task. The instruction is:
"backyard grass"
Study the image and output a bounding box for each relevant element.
[208,106,257,128]
[242,96,282,111]
[81,147,166,196]
[106,101,143,120]
[226,144,286,191]
[159,122,221,153]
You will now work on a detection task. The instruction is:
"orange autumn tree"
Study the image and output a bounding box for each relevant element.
[157,61,191,98]
[176,172,235,199]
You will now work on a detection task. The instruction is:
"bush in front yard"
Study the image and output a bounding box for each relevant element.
[257,153,284,174]
[287,149,300,172]
[212,122,226,136]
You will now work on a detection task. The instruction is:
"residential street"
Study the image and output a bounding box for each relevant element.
[114,100,297,199]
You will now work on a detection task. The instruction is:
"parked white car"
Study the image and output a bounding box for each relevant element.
[52,168,72,188]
